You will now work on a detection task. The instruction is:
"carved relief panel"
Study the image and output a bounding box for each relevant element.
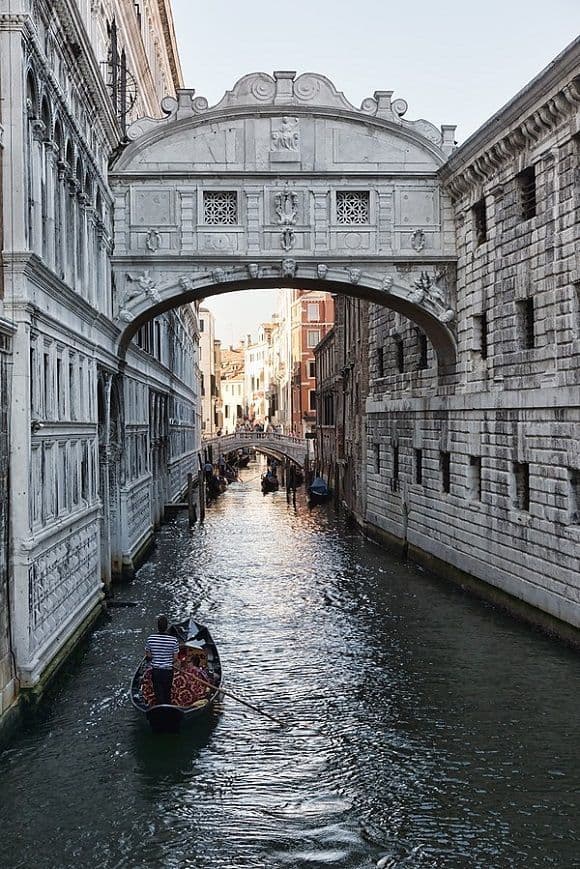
[394,186,441,253]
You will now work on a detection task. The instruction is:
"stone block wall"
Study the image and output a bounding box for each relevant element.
[365,40,580,634]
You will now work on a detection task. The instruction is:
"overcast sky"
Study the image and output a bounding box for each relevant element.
[171,0,579,345]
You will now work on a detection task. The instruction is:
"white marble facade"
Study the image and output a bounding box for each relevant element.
[2,0,577,736]
[0,0,200,718]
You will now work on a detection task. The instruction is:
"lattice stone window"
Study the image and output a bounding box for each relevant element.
[336,191,370,225]
[203,191,238,225]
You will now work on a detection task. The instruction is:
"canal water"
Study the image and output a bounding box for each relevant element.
[0,469,579,869]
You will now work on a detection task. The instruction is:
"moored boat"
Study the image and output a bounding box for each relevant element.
[261,472,279,493]
[308,476,331,505]
[130,616,222,733]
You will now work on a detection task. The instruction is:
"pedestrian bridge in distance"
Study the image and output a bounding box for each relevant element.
[203,432,309,469]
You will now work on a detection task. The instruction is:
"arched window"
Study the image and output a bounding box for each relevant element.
[25,71,38,248]
[40,97,51,262]
[75,159,84,291]
[53,120,64,277]
[65,141,75,283]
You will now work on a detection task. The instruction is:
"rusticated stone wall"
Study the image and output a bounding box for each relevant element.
[365,38,580,636]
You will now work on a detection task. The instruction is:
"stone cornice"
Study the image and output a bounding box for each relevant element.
[2,251,120,340]
[156,0,184,91]
[42,0,121,146]
[440,36,580,199]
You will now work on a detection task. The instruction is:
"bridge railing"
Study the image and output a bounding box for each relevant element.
[201,431,309,466]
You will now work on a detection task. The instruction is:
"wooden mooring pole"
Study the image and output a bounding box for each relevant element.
[187,473,197,527]
[198,469,206,522]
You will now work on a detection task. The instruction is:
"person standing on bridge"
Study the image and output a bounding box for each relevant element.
[145,615,179,705]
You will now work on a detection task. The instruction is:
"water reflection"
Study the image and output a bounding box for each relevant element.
[0,470,579,868]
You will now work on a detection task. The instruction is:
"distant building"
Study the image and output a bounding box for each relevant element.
[315,297,369,518]
[199,307,220,436]
[290,290,335,435]
[220,345,245,433]
[244,323,278,424]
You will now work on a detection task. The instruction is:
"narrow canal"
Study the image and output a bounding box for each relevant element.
[1,469,579,869]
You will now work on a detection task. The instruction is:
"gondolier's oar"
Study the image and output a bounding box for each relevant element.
[190,673,285,727]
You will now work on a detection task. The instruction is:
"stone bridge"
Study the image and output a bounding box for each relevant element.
[110,70,458,373]
[203,432,309,469]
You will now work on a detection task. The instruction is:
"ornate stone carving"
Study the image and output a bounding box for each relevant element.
[212,267,225,283]
[247,263,261,279]
[347,267,362,285]
[382,276,394,291]
[275,184,297,225]
[29,522,100,654]
[145,228,161,252]
[410,229,426,252]
[413,270,432,294]
[125,270,161,303]
[281,228,296,251]
[179,275,195,291]
[281,258,297,278]
[317,264,328,280]
[271,117,299,151]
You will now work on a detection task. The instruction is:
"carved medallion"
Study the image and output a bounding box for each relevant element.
[317,264,328,280]
[410,229,426,252]
[145,229,161,252]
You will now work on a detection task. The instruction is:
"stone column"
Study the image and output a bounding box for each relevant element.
[8,307,34,672]
[245,186,262,254]
[312,188,329,252]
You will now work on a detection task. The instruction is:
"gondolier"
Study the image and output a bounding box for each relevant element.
[145,615,179,705]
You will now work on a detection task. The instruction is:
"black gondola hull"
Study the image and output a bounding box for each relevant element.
[130,617,222,734]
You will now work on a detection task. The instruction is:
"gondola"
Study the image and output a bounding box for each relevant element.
[130,616,222,733]
[308,476,331,505]
[261,472,279,493]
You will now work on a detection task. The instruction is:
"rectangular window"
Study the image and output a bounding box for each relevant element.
[43,351,51,419]
[395,337,404,373]
[472,197,487,245]
[308,361,316,378]
[199,319,204,332]
[392,445,399,491]
[80,441,89,502]
[309,390,316,411]
[307,330,320,348]
[414,448,423,485]
[374,444,380,474]
[307,303,319,322]
[440,451,451,494]
[474,313,488,359]
[517,166,536,221]
[569,468,580,524]
[336,190,370,225]
[377,346,384,378]
[203,190,238,225]
[513,461,530,511]
[468,455,482,501]
[517,298,535,349]
[417,331,428,370]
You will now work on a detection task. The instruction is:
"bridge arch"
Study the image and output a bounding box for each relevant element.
[110,70,458,371]
[205,432,309,470]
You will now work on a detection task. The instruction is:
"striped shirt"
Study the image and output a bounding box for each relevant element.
[145,634,179,669]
